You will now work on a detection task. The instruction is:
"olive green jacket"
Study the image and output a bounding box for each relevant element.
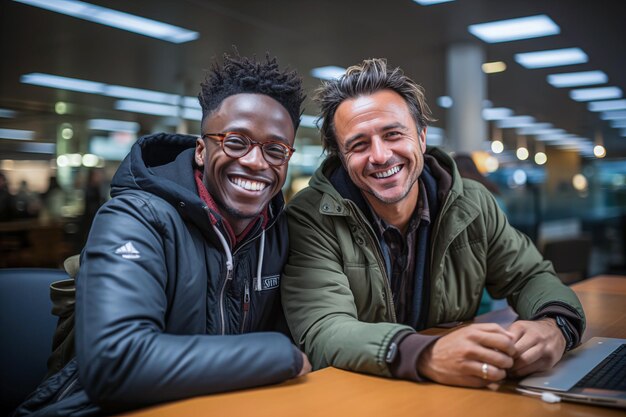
[282,147,585,377]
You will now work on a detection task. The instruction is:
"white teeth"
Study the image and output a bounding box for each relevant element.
[232,177,267,191]
[374,166,401,179]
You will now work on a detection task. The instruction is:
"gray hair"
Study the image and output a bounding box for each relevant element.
[315,58,434,157]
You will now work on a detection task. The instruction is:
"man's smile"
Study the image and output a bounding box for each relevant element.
[229,175,269,192]
[372,165,403,179]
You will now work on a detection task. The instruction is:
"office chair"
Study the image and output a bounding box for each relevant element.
[541,235,592,284]
[0,268,69,415]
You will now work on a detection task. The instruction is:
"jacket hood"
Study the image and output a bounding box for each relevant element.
[111,132,285,231]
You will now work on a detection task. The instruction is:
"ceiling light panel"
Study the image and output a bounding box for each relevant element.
[497,116,536,128]
[469,15,560,43]
[13,0,199,43]
[516,123,554,135]
[588,100,626,112]
[570,87,622,102]
[482,107,513,120]
[600,110,626,120]
[87,119,140,133]
[437,96,453,108]
[547,70,608,88]
[310,66,346,80]
[482,61,507,74]
[515,48,588,69]
[413,0,454,5]
[115,100,180,118]
[104,85,180,105]
[21,73,105,94]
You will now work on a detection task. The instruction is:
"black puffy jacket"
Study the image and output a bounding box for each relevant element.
[17,133,301,416]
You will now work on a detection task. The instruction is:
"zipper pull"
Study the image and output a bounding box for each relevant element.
[226,261,233,281]
[243,281,250,312]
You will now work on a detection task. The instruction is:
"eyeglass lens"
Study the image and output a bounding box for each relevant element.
[222,133,290,165]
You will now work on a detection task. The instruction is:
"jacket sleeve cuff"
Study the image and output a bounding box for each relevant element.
[291,344,303,377]
[531,304,582,348]
[388,332,440,382]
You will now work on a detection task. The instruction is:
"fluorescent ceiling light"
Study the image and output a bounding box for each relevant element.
[437,96,453,108]
[88,119,140,133]
[115,100,180,118]
[601,110,626,120]
[413,0,454,5]
[515,48,588,69]
[547,70,608,88]
[182,107,202,121]
[497,116,536,129]
[0,128,34,140]
[21,72,193,107]
[182,97,201,109]
[570,87,622,102]
[21,73,105,94]
[0,108,17,118]
[13,0,198,43]
[310,66,346,80]
[482,61,507,74]
[300,114,321,129]
[482,107,513,120]
[588,99,626,112]
[516,123,553,135]
[537,131,569,141]
[104,85,180,105]
[469,15,559,43]
[610,120,626,128]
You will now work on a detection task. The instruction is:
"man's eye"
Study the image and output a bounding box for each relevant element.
[385,131,403,139]
[350,142,367,152]
[264,143,288,158]
[224,135,248,150]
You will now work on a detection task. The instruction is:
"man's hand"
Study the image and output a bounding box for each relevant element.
[507,318,565,378]
[417,323,516,387]
[297,351,312,377]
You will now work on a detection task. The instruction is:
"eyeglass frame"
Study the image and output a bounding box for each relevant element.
[201,131,296,167]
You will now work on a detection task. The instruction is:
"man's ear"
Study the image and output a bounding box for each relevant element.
[195,137,206,167]
[418,126,427,153]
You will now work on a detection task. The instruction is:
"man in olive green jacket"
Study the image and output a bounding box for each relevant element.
[282,58,585,387]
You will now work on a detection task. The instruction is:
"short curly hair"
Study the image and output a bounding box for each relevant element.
[199,52,305,130]
[315,58,434,157]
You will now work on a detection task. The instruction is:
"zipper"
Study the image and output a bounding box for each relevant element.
[429,190,454,275]
[219,263,233,335]
[206,205,277,335]
[240,280,250,333]
[56,374,79,401]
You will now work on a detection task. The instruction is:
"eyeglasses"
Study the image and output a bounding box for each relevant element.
[202,132,295,167]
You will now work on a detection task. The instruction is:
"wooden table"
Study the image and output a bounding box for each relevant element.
[120,276,626,417]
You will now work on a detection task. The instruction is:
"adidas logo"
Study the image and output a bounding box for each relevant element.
[115,242,140,259]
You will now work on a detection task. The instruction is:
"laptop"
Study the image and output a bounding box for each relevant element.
[519,337,626,408]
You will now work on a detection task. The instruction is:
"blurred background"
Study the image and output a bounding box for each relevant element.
[1,0,625,281]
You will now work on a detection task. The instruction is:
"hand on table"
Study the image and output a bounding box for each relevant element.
[417,323,516,387]
[506,318,565,378]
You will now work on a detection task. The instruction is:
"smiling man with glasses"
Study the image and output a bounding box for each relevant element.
[15,53,310,416]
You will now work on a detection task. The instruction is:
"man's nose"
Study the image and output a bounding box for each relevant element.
[369,137,392,164]
[238,145,269,170]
